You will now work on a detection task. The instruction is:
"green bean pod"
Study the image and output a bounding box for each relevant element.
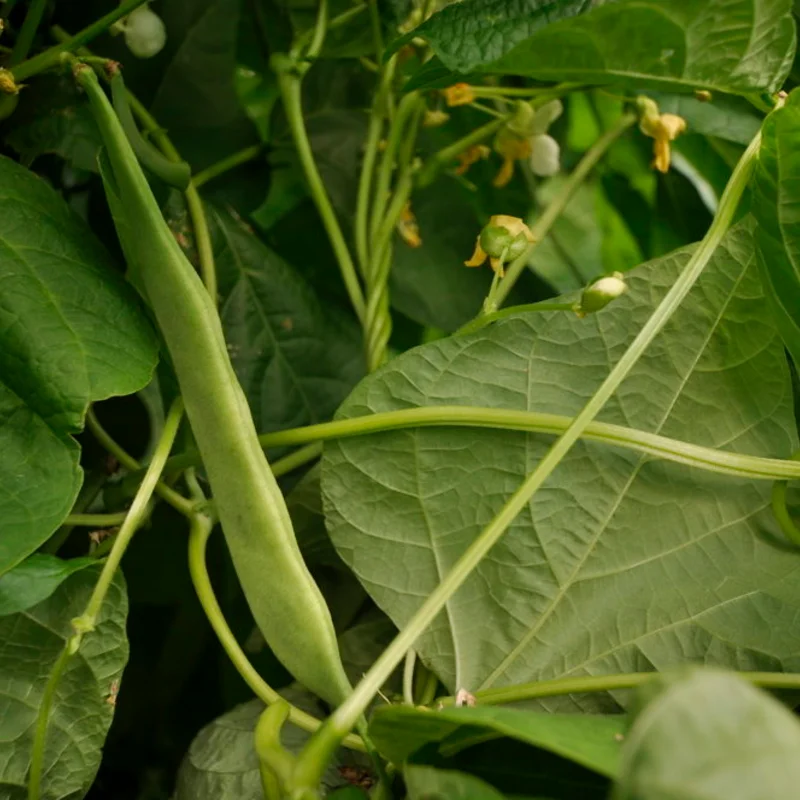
[75,64,352,706]
[110,71,191,190]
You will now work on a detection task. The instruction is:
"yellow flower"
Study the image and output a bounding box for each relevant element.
[637,97,687,173]
[465,215,534,276]
[492,132,531,188]
[455,144,490,176]
[396,202,422,248]
[0,68,19,95]
[441,83,475,107]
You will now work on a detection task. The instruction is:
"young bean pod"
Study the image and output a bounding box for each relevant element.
[75,64,352,707]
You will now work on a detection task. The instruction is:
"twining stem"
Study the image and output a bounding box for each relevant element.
[436,671,800,707]
[161,404,800,483]
[9,0,47,66]
[66,511,129,527]
[403,651,417,706]
[78,400,185,628]
[187,513,366,751]
[291,128,762,792]
[12,0,149,81]
[493,111,637,307]
[192,144,263,189]
[27,400,184,800]
[274,62,366,322]
[86,408,195,516]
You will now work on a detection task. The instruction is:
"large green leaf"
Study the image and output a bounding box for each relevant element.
[369,705,624,775]
[613,669,800,799]
[0,156,158,576]
[209,205,365,434]
[752,88,800,371]
[322,219,800,702]
[0,567,128,799]
[404,0,796,94]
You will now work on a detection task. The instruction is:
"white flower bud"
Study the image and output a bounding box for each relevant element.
[577,272,627,317]
[123,5,167,59]
[529,134,560,177]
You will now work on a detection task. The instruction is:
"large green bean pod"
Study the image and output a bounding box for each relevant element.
[76,65,352,707]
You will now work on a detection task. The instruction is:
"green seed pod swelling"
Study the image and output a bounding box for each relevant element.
[76,65,352,706]
[122,5,167,59]
[479,225,514,258]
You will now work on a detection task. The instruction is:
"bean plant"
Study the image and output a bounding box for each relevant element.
[3,0,800,798]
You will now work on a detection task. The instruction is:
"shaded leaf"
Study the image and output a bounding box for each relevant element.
[322,220,800,702]
[149,0,257,170]
[0,156,158,575]
[0,568,128,799]
[209,205,365,434]
[370,705,624,775]
[0,555,95,616]
[405,765,508,799]
[751,88,800,372]
[613,670,800,799]
[404,0,795,94]
[174,687,361,799]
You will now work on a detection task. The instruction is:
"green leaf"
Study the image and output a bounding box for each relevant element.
[209,205,365,433]
[405,765,508,799]
[322,219,800,700]
[0,156,158,575]
[0,567,128,799]
[405,0,796,94]
[174,688,363,799]
[0,555,95,616]
[613,670,800,799]
[370,705,624,776]
[3,74,101,172]
[148,0,258,170]
[751,88,800,372]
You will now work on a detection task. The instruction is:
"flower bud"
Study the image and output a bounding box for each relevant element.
[529,134,560,177]
[0,68,19,95]
[123,5,167,59]
[576,272,627,317]
[479,225,514,258]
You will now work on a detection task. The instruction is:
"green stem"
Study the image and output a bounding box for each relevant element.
[403,650,416,705]
[78,400,184,628]
[11,0,149,81]
[187,513,366,751]
[42,470,107,554]
[65,511,129,527]
[9,0,47,66]
[192,144,263,189]
[27,400,184,800]
[86,407,195,516]
[417,116,508,188]
[274,60,366,322]
[772,451,800,546]
[493,111,636,307]
[291,3,367,56]
[457,302,575,335]
[369,91,420,249]
[161,403,800,484]
[27,647,71,800]
[355,62,395,274]
[291,127,762,791]
[271,442,323,478]
[436,671,800,707]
